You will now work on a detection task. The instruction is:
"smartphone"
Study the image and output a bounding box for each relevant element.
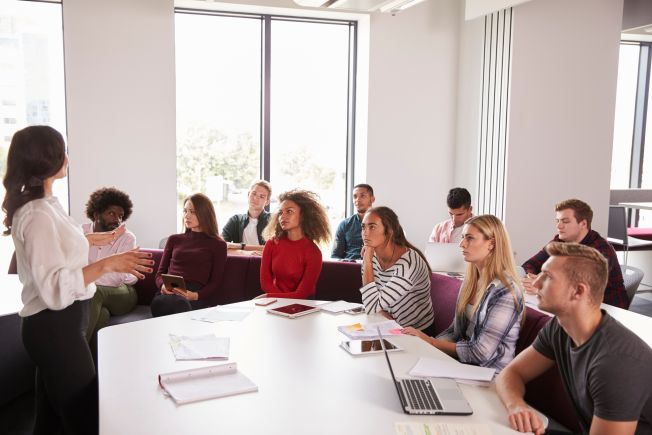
[254,298,277,307]
[345,306,365,315]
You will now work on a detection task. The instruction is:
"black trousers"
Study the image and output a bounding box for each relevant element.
[150,282,207,318]
[21,300,97,435]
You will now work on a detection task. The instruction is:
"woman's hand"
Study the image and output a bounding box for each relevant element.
[160,285,174,295]
[170,288,198,301]
[103,248,153,279]
[86,224,126,246]
[401,326,431,342]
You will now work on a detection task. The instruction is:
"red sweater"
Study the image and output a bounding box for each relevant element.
[155,230,227,302]
[260,237,322,299]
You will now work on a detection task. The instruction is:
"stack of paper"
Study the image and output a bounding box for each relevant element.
[337,320,403,339]
[318,300,363,314]
[192,305,253,323]
[159,362,257,404]
[169,334,230,361]
[395,422,492,435]
[409,357,496,383]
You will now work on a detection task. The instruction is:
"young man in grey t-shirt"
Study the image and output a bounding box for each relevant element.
[496,242,652,435]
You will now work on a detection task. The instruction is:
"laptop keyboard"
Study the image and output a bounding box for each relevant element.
[402,379,443,411]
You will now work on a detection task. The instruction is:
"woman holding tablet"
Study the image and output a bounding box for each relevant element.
[260,189,330,299]
[360,206,434,331]
[402,214,524,372]
[151,193,227,317]
[3,125,153,434]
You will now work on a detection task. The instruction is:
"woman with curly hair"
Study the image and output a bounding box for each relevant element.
[260,189,331,299]
[151,193,227,317]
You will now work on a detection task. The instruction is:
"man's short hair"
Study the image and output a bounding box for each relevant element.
[447,187,471,209]
[353,183,374,196]
[250,180,272,198]
[555,198,593,229]
[545,242,607,306]
[85,187,133,221]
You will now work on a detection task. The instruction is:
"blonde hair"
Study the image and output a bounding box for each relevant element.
[263,189,331,247]
[457,214,523,319]
[545,242,607,306]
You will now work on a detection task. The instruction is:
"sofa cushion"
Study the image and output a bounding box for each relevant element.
[134,248,164,305]
[430,273,462,336]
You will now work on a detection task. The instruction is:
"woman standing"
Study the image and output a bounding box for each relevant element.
[151,193,227,317]
[2,125,153,434]
[260,189,331,299]
[360,206,434,331]
[402,214,524,372]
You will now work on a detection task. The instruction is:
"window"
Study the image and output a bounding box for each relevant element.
[175,10,357,236]
[0,0,67,267]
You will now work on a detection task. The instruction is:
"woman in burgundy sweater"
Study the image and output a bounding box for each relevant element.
[150,193,227,317]
[260,190,331,299]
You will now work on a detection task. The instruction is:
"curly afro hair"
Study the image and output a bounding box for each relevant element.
[85,187,133,221]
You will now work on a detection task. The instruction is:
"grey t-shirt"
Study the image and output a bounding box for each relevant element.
[533,311,652,434]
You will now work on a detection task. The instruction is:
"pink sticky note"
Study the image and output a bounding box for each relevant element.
[387,328,403,335]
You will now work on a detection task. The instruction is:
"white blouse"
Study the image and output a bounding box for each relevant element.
[12,196,95,317]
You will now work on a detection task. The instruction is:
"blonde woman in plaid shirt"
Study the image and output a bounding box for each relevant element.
[403,214,524,372]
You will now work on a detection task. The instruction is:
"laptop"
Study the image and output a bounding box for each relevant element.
[377,328,473,415]
[424,242,467,275]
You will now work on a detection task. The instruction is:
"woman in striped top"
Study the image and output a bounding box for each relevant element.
[402,214,524,372]
[360,206,434,331]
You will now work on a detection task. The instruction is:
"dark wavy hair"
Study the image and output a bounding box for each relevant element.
[2,126,66,235]
[183,193,222,239]
[85,187,134,221]
[263,189,331,246]
[365,206,431,273]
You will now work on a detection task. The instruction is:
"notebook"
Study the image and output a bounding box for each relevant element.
[424,242,467,274]
[377,328,473,415]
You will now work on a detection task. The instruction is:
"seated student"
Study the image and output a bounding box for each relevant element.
[521,198,627,308]
[260,189,331,299]
[331,183,375,260]
[222,180,272,252]
[360,206,434,331]
[497,242,652,435]
[428,187,473,244]
[82,187,138,342]
[403,214,524,372]
[151,193,227,317]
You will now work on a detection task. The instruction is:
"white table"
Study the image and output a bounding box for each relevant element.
[619,202,652,211]
[98,299,529,435]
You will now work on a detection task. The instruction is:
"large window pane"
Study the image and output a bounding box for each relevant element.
[269,20,351,231]
[610,43,639,189]
[175,13,262,229]
[0,1,67,268]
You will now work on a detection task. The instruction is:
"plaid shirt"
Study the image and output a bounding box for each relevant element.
[522,230,628,309]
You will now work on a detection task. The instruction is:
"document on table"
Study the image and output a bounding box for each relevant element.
[169,334,229,361]
[158,362,257,405]
[318,300,363,314]
[409,357,496,382]
[192,305,253,322]
[395,422,492,435]
[337,319,403,339]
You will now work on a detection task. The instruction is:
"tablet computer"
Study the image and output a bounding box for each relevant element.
[267,303,320,319]
[340,339,402,356]
[161,274,186,291]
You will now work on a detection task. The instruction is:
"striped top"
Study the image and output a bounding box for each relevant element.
[360,248,434,330]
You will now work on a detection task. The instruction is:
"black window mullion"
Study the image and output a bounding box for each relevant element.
[345,22,357,217]
[261,16,271,183]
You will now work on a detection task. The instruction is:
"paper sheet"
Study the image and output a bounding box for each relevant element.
[318,300,363,314]
[192,305,253,322]
[337,320,403,339]
[395,422,492,435]
[409,357,495,382]
[169,334,229,360]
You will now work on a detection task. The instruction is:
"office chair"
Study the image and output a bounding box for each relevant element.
[607,206,652,266]
[621,265,644,309]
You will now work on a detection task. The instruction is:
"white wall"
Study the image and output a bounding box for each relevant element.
[63,0,178,248]
[504,0,624,263]
[367,0,462,244]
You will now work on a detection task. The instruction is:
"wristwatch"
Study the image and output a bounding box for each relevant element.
[240,243,246,250]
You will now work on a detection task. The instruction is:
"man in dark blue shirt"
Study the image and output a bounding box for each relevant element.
[331,184,375,260]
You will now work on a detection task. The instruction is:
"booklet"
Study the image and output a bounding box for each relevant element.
[337,319,403,340]
[169,334,229,361]
[158,362,257,405]
[318,300,363,314]
[395,422,492,435]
